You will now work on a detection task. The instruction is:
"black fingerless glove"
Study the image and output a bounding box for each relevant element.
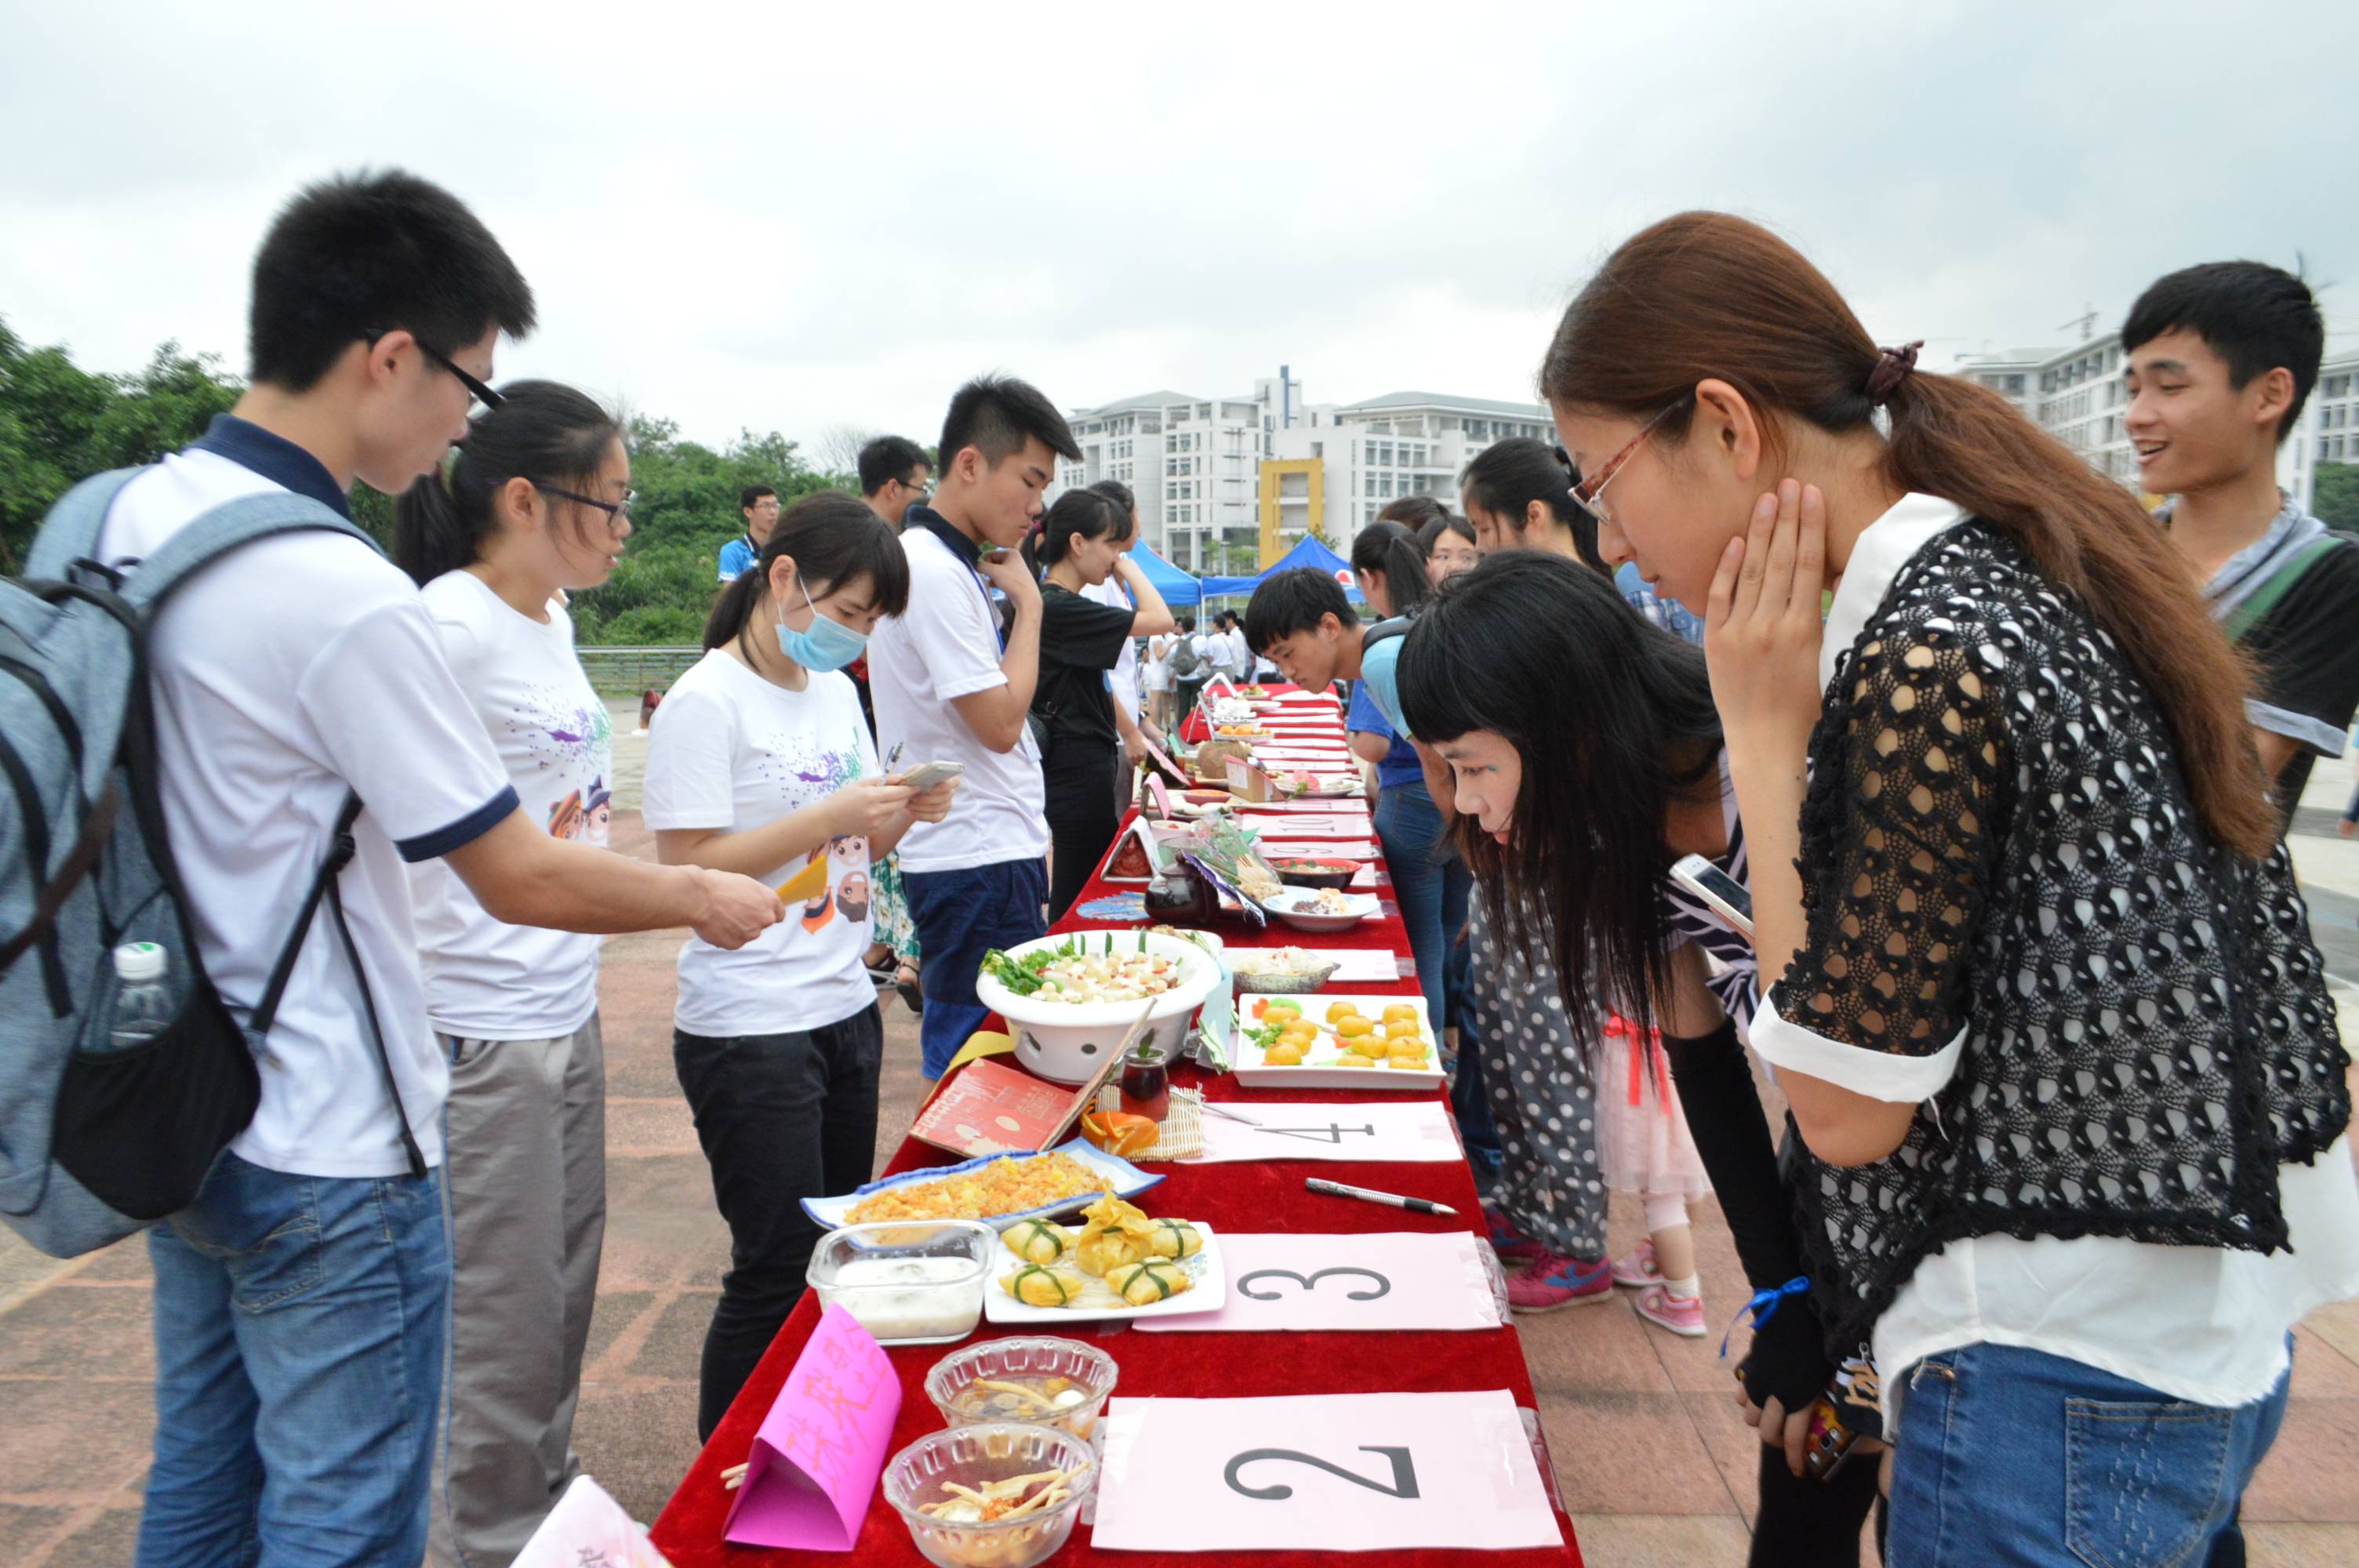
[1733,1284,1837,1412]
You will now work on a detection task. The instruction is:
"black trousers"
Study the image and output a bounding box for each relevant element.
[1750,1442,1882,1566]
[672,1004,882,1439]
[1044,737,1119,924]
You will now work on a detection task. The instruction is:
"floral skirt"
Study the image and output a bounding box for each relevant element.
[871,851,920,963]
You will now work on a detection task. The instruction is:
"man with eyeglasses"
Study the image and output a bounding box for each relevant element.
[719,485,780,582]
[74,170,781,1568]
[859,434,933,526]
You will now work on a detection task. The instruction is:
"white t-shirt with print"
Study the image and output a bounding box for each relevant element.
[407,570,612,1041]
[642,648,879,1036]
[867,527,1049,873]
[96,448,514,1178]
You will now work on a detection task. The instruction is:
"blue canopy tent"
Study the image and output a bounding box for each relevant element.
[1195,534,1363,603]
[1129,539,1201,608]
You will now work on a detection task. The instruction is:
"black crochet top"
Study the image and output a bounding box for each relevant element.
[1768,521,2350,1353]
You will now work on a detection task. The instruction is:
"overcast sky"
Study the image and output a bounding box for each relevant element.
[6,2,2354,458]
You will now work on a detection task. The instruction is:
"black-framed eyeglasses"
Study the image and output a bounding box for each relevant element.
[536,484,636,523]
[898,473,932,495]
[364,328,503,412]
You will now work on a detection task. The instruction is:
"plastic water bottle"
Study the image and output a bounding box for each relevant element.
[111,942,173,1049]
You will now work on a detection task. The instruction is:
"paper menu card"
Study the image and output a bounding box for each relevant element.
[1092,1390,1561,1552]
[1186,1100,1463,1163]
[722,1305,901,1550]
[909,1058,1091,1159]
[1132,1232,1504,1334]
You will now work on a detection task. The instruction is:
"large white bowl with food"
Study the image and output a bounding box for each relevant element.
[974,931,1221,1085]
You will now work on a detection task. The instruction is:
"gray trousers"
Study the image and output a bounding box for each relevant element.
[430,1014,607,1568]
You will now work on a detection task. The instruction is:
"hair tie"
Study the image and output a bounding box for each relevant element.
[1866,340,1923,406]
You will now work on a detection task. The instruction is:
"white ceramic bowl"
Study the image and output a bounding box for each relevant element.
[1255,888,1380,934]
[976,931,1220,1085]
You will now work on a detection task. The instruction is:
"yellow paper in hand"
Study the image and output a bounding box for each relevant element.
[773,857,829,906]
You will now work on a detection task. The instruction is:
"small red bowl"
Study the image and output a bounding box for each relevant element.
[1270,858,1359,892]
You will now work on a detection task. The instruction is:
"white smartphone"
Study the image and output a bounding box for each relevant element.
[894,760,966,791]
[1670,853,1754,937]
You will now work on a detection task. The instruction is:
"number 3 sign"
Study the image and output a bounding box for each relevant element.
[1136,1232,1502,1335]
[1092,1390,1562,1553]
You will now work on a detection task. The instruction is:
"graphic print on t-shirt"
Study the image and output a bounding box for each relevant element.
[543,775,615,847]
[775,734,869,935]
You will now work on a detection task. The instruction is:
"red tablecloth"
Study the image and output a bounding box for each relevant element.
[649,812,1582,1568]
[1178,681,1344,746]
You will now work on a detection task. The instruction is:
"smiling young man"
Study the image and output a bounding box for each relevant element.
[93,171,780,1568]
[867,376,1080,1080]
[2124,262,2357,831]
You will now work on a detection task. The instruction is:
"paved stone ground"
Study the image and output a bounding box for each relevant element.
[3,710,2356,1566]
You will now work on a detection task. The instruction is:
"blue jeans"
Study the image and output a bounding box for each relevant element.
[905,857,1048,1077]
[139,1150,449,1568]
[1887,1340,2292,1568]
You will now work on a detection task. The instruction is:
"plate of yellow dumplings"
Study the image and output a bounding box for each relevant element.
[1230,994,1445,1091]
[985,1194,1226,1324]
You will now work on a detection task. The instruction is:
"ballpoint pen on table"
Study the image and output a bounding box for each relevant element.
[1305,1178,1457,1218]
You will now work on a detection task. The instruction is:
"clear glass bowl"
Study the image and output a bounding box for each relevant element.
[805,1220,994,1345]
[924,1336,1118,1446]
[883,1421,1097,1568]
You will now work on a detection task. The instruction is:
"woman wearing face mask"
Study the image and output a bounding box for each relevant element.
[644,492,959,1439]
[1024,488,1176,921]
[1545,211,2357,1564]
[1402,550,1886,1566]
[394,382,638,1566]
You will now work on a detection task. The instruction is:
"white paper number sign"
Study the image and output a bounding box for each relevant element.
[1187,1100,1463,1163]
[1132,1232,1503,1334]
[1092,1390,1561,1553]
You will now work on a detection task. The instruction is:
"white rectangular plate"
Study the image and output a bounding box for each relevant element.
[1231,994,1444,1091]
[984,1222,1227,1324]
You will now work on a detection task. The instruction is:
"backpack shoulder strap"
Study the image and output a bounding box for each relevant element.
[2224,534,2347,644]
[115,492,380,613]
[20,468,149,582]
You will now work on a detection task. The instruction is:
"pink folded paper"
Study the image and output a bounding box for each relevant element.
[723,1304,902,1550]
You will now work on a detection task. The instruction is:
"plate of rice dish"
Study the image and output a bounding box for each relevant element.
[805,1143,1163,1232]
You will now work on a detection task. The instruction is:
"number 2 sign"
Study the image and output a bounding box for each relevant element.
[1092,1390,1561,1553]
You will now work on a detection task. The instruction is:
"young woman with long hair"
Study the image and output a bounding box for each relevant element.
[1022,487,1175,920]
[1541,210,2356,1563]
[393,381,634,1564]
[1401,550,1883,1565]
[644,492,958,1439]
[1416,511,1479,586]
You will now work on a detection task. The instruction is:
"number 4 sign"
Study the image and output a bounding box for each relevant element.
[1092,1390,1561,1553]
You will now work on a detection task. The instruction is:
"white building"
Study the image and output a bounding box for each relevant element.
[1956,336,2358,511]
[1049,373,1556,571]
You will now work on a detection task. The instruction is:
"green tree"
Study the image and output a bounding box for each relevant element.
[2315,463,2359,534]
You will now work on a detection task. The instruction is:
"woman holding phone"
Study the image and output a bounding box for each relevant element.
[1024,487,1176,921]
[1539,210,2357,1564]
[645,491,959,1438]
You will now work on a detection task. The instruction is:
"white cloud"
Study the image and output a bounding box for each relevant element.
[5,0,2352,452]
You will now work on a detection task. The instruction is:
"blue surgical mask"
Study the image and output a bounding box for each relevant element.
[776,576,868,672]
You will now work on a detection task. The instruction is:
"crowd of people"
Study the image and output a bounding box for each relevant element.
[11,164,2357,1568]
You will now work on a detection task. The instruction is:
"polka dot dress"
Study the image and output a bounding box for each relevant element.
[1467,895,1606,1258]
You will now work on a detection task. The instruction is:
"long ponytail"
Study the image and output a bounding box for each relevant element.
[1350,519,1431,616]
[1539,211,2273,860]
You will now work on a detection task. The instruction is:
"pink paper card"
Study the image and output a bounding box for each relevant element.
[1241,798,1369,816]
[1138,732,1190,787]
[1255,840,1379,861]
[1187,1101,1463,1163]
[1092,1390,1561,1552]
[1133,1232,1503,1334]
[723,1305,902,1550]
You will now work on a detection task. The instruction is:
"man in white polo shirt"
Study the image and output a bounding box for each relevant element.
[868,376,1081,1079]
[97,172,779,1568]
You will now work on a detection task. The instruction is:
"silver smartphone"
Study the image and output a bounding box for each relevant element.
[1670,853,1754,937]
[894,760,966,790]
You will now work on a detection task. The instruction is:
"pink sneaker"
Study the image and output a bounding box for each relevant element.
[1610,1237,1663,1288]
[1483,1204,1546,1263]
[1507,1250,1614,1312]
[1633,1284,1707,1338]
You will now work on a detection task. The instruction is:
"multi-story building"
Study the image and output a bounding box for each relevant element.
[1957,336,2357,510]
[1050,372,1555,571]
